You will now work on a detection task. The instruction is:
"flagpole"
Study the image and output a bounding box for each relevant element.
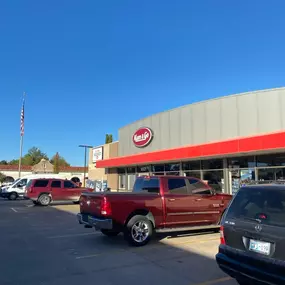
[18,132,24,178]
[18,92,26,178]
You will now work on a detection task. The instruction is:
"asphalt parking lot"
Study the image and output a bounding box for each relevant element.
[0,199,237,285]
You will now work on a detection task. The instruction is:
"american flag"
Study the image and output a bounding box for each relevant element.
[20,98,25,136]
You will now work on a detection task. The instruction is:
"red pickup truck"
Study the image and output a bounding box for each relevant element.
[77,175,232,246]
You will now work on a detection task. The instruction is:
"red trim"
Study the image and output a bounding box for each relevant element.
[96,131,285,168]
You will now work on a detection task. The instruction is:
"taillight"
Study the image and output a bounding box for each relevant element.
[220,226,226,245]
[101,196,112,216]
[79,195,85,207]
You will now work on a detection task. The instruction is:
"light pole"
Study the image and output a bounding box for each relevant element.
[79,144,93,187]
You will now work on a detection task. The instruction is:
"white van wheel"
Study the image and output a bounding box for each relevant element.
[8,192,18,201]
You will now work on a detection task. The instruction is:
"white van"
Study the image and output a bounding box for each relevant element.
[0,174,69,200]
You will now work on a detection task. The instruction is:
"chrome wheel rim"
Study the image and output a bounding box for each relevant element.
[131,221,149,243]
[41,196,50,205]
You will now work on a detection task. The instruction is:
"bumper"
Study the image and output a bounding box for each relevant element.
[216,246,285,285]
[77,213,113,230]
[23,196,37,201]
[0,193,9,198]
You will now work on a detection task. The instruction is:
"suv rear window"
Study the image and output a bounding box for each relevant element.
[226,187,285,227]
[34,179,49,188]
[133,177,160,193]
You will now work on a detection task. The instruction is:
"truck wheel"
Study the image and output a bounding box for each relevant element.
[38,194,51,206]
[124,215,153,247]
[101,229,120,237]
[8,192,18,201]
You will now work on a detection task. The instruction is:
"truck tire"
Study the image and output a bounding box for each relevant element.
[38,194,51,206]
[124,215,153,247]
[8,192,18,201]
[101,229,120,237]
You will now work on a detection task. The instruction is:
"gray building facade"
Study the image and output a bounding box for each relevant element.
[97,88,285,194]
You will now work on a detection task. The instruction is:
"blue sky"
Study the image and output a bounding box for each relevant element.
[1,0,285,166]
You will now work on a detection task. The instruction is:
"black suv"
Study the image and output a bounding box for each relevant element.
[216,185,285,285]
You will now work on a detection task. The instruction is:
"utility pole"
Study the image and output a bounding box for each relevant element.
[78,145,93,187]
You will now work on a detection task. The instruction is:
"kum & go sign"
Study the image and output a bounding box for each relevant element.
[132,127,153,148]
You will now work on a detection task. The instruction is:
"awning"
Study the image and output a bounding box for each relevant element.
[96,131,285,168]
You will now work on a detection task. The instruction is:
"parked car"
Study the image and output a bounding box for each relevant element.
[24,178,92,206]
[77,175,232,246]
[216,184,285,285]
[0,174,70,200]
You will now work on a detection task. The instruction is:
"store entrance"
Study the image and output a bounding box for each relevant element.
[229,168,255,195]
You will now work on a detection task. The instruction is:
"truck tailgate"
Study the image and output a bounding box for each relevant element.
[80,192,103,216]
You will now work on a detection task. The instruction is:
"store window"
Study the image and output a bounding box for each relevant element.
[258,167,285,181]
[228,156,256,168]
[258,168,275,181]
[257,153,285,167]
[165,163,180,175]
[117,168,126,174]
[184,171,201,179]
[182,161,201,171]
[275,168,285,180]
[202,159,223,170]
[137,165,151,173]
[127,167,136,173]
[202,170,224,193]
[151,164,165,173]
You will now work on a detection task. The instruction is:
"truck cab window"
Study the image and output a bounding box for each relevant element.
[188,178,211,195]
[133,177,160,193]
[168,178,188,194]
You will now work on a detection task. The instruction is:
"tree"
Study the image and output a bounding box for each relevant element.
[8,159,19,165]
[105,134,113,144]
[53,152,60,173]
[0,160,8,165]
[22,147,49,166]
[0,172,6,183]
[50,153,70,167]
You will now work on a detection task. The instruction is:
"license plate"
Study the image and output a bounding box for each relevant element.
[249,239,271,255]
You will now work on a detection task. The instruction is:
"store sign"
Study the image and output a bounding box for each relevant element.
[92,147,103,163]
[133,127,153,147]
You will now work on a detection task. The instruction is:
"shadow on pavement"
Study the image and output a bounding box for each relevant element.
[0,201,235,285]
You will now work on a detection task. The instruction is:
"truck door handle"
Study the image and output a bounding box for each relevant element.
[168,198,176,202]
[195,198,202,201]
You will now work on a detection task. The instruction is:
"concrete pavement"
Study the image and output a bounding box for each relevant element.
[0,199,237,285]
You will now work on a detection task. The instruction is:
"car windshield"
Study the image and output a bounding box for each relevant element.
[226,187,285,227]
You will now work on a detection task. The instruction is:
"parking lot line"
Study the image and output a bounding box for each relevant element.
[75,249,127,260]
[47,232,97,239]
[11,208,18,213]
[192,276,232,285]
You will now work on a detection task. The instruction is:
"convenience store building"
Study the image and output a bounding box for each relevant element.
[95,88,285,194]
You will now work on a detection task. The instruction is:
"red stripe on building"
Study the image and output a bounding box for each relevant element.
[96,131,285,168]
